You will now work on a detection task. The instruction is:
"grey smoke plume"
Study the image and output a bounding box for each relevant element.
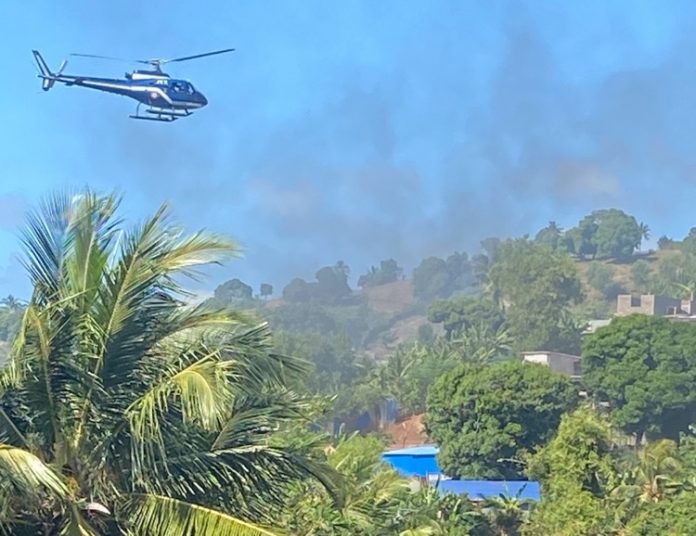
[4,1,696,296]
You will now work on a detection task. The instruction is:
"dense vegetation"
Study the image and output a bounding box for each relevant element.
[2,197,696,534]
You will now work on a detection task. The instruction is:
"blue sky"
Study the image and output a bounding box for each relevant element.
[2,1,696,297]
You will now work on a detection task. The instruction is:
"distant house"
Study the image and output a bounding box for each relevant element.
[436,480,541,502]
[521,351,581,379]
[616,294,696,317]
[381,445,441,478]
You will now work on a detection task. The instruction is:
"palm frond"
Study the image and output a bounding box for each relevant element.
[222,324,311,391]
[0,443,67,499]
[19,191,74,304]
[0,407,27,448]
[126,350,234,477]
[123,494,279,536]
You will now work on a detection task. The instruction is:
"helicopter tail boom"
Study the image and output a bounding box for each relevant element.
[32,50,67,91]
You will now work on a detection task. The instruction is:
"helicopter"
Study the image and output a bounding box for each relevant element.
[32,48,234,122]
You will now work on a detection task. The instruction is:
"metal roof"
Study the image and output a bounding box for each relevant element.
[382,445,439,456]
[437,480,541,501]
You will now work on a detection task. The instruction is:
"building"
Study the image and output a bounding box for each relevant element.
[436,480,541,502]
[381,445,441,478]
[381,446,542,502]
[521,351,581,379]
[616,294,696,317]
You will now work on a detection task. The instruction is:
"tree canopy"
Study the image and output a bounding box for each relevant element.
[582,315,696,441]
[427,296,504,340]
[213,277,254,302]
[525,408,617,536]
[357,258,403,288]
[567,209,643,260]
[412,252,474,300]
[488,239,584,353]
[426,360,578,479]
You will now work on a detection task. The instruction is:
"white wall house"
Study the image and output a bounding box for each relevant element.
[521,351,581,379]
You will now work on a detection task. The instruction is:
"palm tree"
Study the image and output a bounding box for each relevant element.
[0,191,337,535]
[639,222,651,243]
[483,490,531,536]
[451,322,512,363]
[634,439,684,502]
[0,295,24,312]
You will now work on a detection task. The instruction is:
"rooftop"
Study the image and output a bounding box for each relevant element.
[382,445,439,456]
[437,480,541,501]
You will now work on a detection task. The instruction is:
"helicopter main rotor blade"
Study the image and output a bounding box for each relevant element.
[70,53,134,63]
[159,48,235,65]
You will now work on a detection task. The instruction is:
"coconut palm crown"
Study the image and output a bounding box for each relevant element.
[0,191,336,535]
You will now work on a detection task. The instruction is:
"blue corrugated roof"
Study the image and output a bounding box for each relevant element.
[437,480,541,501]
[382,445,439,456]
[381,445,440,477]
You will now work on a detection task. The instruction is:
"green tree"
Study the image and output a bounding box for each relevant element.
[616,439,686,504]
[283,277,314,302]
[426,360,577,479]
[591,209,643,259]
[472,253,491,285]
[388,340,461,416]
[0,305,23,342]
[657,235,676,250]
[260,283,273,299]
[357,259,403,288]
[534,221,564,252]
[488,239,584,353]
[0,192,336,535]
[623,492,696,535]
[417,323,435,344]
[451,322,513,363]
[427,296,504,340]
[315,262,352,303]
[630,260,652,293]
[213,277,254,302]
[274,331,362,396]
[582,315,696,442]
[483,490,532,536]
[680,227,696,255]
[412,256,450,300]
[0,295,24,312]
[586,261,623,299]
[650,250,696,298]
[525,408,617,536]
[568,209,643,260]
[566,214,599,258]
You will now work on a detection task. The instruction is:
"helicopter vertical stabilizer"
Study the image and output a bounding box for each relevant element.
[32,50,67,91]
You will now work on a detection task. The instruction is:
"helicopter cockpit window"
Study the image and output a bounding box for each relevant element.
[171,81,194,94]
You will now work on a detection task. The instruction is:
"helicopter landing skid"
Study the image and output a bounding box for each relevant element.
[129,114,179,122]
[129,103,192,122]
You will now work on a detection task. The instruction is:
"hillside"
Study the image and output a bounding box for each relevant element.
[364,280,415,314]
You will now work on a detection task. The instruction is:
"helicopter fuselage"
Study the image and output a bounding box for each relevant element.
[47,71,208,111]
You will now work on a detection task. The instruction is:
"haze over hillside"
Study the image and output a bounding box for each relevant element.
[4,2,696,299]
